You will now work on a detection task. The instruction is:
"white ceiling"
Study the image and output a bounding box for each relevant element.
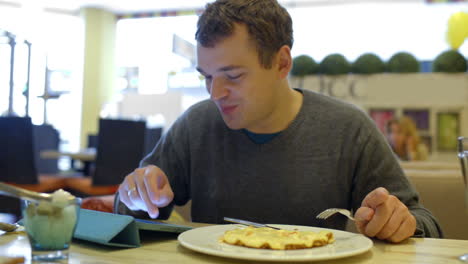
[0,0,423,14]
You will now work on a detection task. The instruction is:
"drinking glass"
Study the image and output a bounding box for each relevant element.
[21,198,81,262]
[458,137,468,209]
[457,136,468,262]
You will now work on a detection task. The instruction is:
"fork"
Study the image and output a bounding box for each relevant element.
[316,208,355,221]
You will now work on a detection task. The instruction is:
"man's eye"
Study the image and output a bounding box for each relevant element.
[226,74,242,80]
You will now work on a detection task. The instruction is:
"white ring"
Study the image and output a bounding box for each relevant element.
[127,187,137,197]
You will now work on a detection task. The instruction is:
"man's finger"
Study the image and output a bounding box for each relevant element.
[118,173,140,211]
[144,174,172,207]
[129,169,150,211]
[126,186,142,210]
[365,195,398,237]
[362,187,390,208]
[156,183,174,207]
[387,215,416,243]
[132,168,161,218]
[354,207,374,234]
[375,204,406,240]
[119,189,140,211]
[135,180,160,219]
[143,168,160,204]
[143,167,173,207]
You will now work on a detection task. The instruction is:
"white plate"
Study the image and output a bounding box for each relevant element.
[178,224,373,262]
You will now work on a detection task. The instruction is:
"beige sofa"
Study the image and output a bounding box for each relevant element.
[403,166,468,240]
[399,161,461,171]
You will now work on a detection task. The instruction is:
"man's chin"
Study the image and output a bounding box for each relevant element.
[222,117,244,130]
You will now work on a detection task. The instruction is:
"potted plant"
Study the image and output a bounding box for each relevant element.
[352,53,385,74]
[386,52,420,73]
[432,49,467,73]
[319,53,351,75]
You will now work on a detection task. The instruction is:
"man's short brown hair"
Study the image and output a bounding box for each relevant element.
[195,0,293,69]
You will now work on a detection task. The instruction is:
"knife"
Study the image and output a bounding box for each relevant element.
[223,217,281,230]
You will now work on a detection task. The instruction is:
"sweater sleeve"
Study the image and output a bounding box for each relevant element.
[350,114,443,238]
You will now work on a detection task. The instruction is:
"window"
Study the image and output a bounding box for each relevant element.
[0,5,84,152]
[116,15,201,95]
[289,2,468,61]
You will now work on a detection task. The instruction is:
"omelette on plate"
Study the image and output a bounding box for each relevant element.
[220,226,334,250]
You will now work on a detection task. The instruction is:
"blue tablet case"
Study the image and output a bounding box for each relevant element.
[74,209,192,247]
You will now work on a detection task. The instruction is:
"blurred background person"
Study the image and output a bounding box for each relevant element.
[386,116,429,161]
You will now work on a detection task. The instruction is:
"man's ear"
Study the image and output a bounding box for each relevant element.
[276,45,292,79]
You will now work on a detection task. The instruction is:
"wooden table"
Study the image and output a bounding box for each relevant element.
[40,148,96,162]
[40,148,96,175]
[1,229,467,264]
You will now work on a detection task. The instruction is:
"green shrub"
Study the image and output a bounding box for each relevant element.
[291,55,319,76]
[319,54,350,75]
[386,52,420,73]
[432,50,467,73]
[352,53,385,74]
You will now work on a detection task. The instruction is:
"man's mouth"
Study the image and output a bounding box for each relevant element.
[221,105,237,115]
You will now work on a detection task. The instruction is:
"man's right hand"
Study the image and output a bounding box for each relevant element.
[118,165,174,218]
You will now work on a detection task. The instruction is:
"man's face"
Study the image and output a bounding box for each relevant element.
[196,23,283,132]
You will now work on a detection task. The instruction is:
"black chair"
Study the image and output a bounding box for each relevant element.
[88,127,161,160]
[33,124,60,174]
[87,133,99,149]
[144,127,163,156]
[0,117,66,216]
[65,118,146,196]
[0,117,37,184]
[94,118,146,185]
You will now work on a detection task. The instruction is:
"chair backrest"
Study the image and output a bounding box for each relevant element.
[87,133,99,149]
[33,124,60,174]
[0,116,38,184]
[144,127,163,156]
[93,118,146,186]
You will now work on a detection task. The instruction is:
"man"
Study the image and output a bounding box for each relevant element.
[116,0,442,242]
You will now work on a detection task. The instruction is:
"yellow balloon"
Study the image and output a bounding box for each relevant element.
[446,11,468,50]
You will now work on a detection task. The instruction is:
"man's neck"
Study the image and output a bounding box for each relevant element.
[247,84,303,134]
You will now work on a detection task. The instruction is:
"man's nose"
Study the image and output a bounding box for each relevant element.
[210,77,228,100]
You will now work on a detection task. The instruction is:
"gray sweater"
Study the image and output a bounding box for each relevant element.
[116,89,442,238]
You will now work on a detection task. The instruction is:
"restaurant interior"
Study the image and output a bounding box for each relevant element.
[1,0,468,263]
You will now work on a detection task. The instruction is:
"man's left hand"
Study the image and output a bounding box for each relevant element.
[354,187,416,243]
